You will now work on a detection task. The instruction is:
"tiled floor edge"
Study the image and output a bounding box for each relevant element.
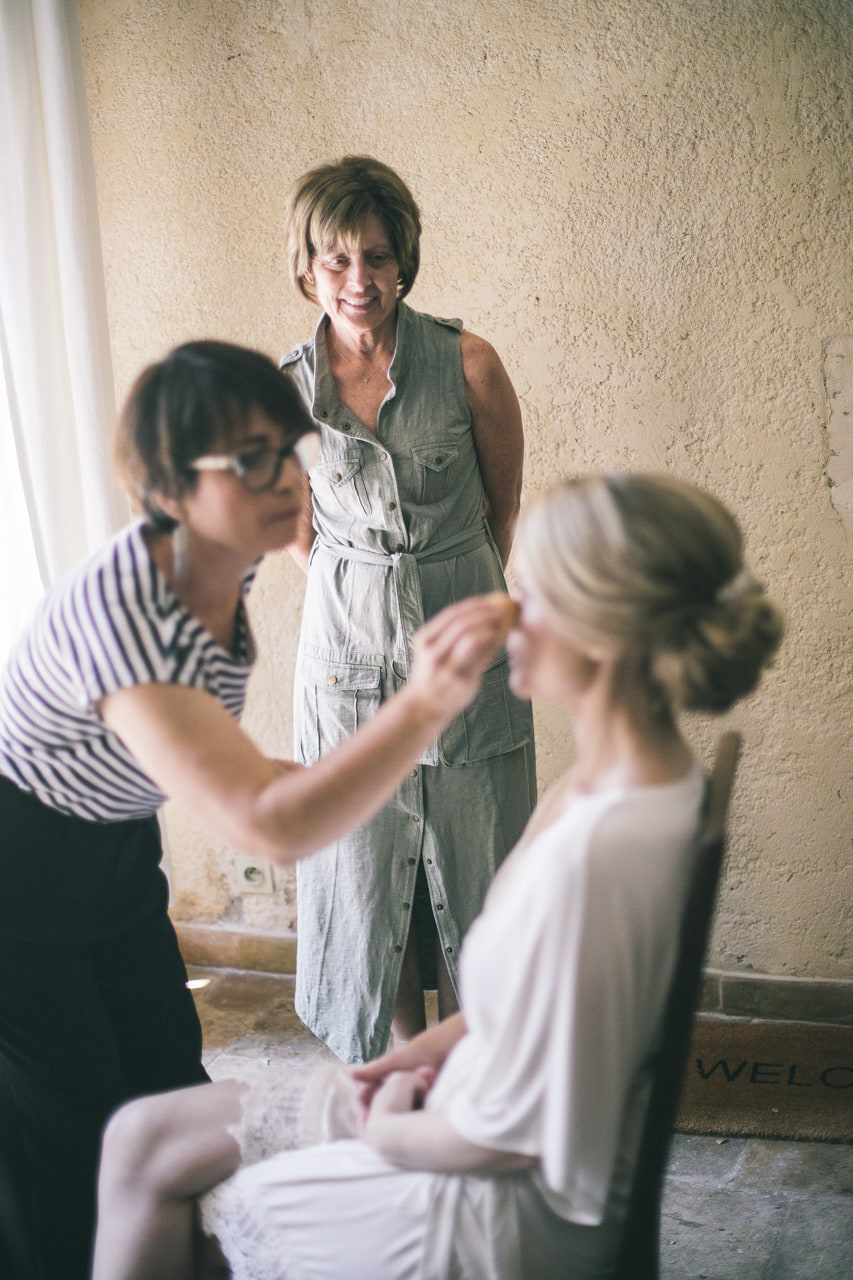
[175,923,852,1026]
[700,967,853,1025]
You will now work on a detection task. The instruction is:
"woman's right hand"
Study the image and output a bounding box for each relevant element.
[406,593,517,723]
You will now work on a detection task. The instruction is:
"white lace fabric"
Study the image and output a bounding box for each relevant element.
[199,1060,360,1280]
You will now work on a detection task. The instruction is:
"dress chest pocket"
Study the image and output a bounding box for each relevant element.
[312,449,372,516]
[412,441,460,504]
[295,650,384,764]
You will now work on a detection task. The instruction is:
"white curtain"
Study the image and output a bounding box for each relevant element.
[0,0,126,660]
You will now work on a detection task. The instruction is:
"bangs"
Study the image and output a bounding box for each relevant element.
[285,156,421,301]
[310,196,389,259]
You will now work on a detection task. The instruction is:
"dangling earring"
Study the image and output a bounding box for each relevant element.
[172,521,189,581]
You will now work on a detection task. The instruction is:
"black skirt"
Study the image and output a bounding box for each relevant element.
[0,775,208,1280]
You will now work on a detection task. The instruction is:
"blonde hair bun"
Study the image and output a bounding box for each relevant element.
[652,570,784,712]
[517,473,783,716]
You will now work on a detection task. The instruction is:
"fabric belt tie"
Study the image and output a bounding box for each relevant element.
[312,524,490,676]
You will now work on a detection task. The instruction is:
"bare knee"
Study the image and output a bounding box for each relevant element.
[100,1093,178,1197]
[102,1080,247,1207]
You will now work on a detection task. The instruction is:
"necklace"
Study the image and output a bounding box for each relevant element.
[326,327,390,387]
[353,357,389,384]
[347,361,387,386]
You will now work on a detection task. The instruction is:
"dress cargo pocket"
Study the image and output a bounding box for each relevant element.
[296,651,384,764]
[438,653,533,766]
[412,441,460,504]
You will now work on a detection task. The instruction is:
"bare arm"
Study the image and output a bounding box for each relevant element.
[286,473,317,573]
[461,331,524,567]
[99,595,510,867]
[363,1070,537,1175]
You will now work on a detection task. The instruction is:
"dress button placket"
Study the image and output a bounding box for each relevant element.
[398,762,423,951]
[377,443,403,540]
[420,801,459,969]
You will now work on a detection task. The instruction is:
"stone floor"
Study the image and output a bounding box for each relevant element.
[190,966,853,1280]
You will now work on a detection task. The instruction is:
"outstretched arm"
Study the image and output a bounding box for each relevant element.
[99,594,512,866]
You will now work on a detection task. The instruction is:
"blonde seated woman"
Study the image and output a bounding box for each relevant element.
[93,474,782,1280]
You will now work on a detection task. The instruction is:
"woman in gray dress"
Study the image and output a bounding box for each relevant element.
[281,155,536,1062]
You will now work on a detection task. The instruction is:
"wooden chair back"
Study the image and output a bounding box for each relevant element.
[612,731,742,1280]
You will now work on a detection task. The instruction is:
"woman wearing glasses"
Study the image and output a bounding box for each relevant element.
[0,340,513,1280]
[280,156,536,1063]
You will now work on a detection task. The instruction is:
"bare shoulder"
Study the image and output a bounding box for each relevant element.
[460,330,502,378]
[460,331,514,403]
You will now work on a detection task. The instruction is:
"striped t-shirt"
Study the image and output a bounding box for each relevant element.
[0,520,257,822]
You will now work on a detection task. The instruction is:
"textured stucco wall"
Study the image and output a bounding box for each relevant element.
[78,0,852,980]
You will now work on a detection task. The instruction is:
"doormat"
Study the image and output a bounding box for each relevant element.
[675,1017,852,1142]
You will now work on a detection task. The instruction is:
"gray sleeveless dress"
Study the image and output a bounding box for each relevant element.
[281,301,536,1062]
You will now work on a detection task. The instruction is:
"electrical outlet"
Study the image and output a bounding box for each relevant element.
[232,854,275,895]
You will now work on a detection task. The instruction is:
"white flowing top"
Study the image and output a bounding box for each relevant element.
[200,766,707,1280]
[430,764,706,1226]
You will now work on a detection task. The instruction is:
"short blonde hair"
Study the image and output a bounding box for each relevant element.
[284,155,422,303]
[516,474,784,714]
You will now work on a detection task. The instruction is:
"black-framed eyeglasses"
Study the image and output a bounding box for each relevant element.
[190,433,320,493]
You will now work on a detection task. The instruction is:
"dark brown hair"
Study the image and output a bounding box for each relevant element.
[115,339,316,528]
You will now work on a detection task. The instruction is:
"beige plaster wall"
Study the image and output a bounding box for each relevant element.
[78,0,852,981]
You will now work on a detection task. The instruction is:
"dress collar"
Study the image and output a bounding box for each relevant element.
[310,302,409,433]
